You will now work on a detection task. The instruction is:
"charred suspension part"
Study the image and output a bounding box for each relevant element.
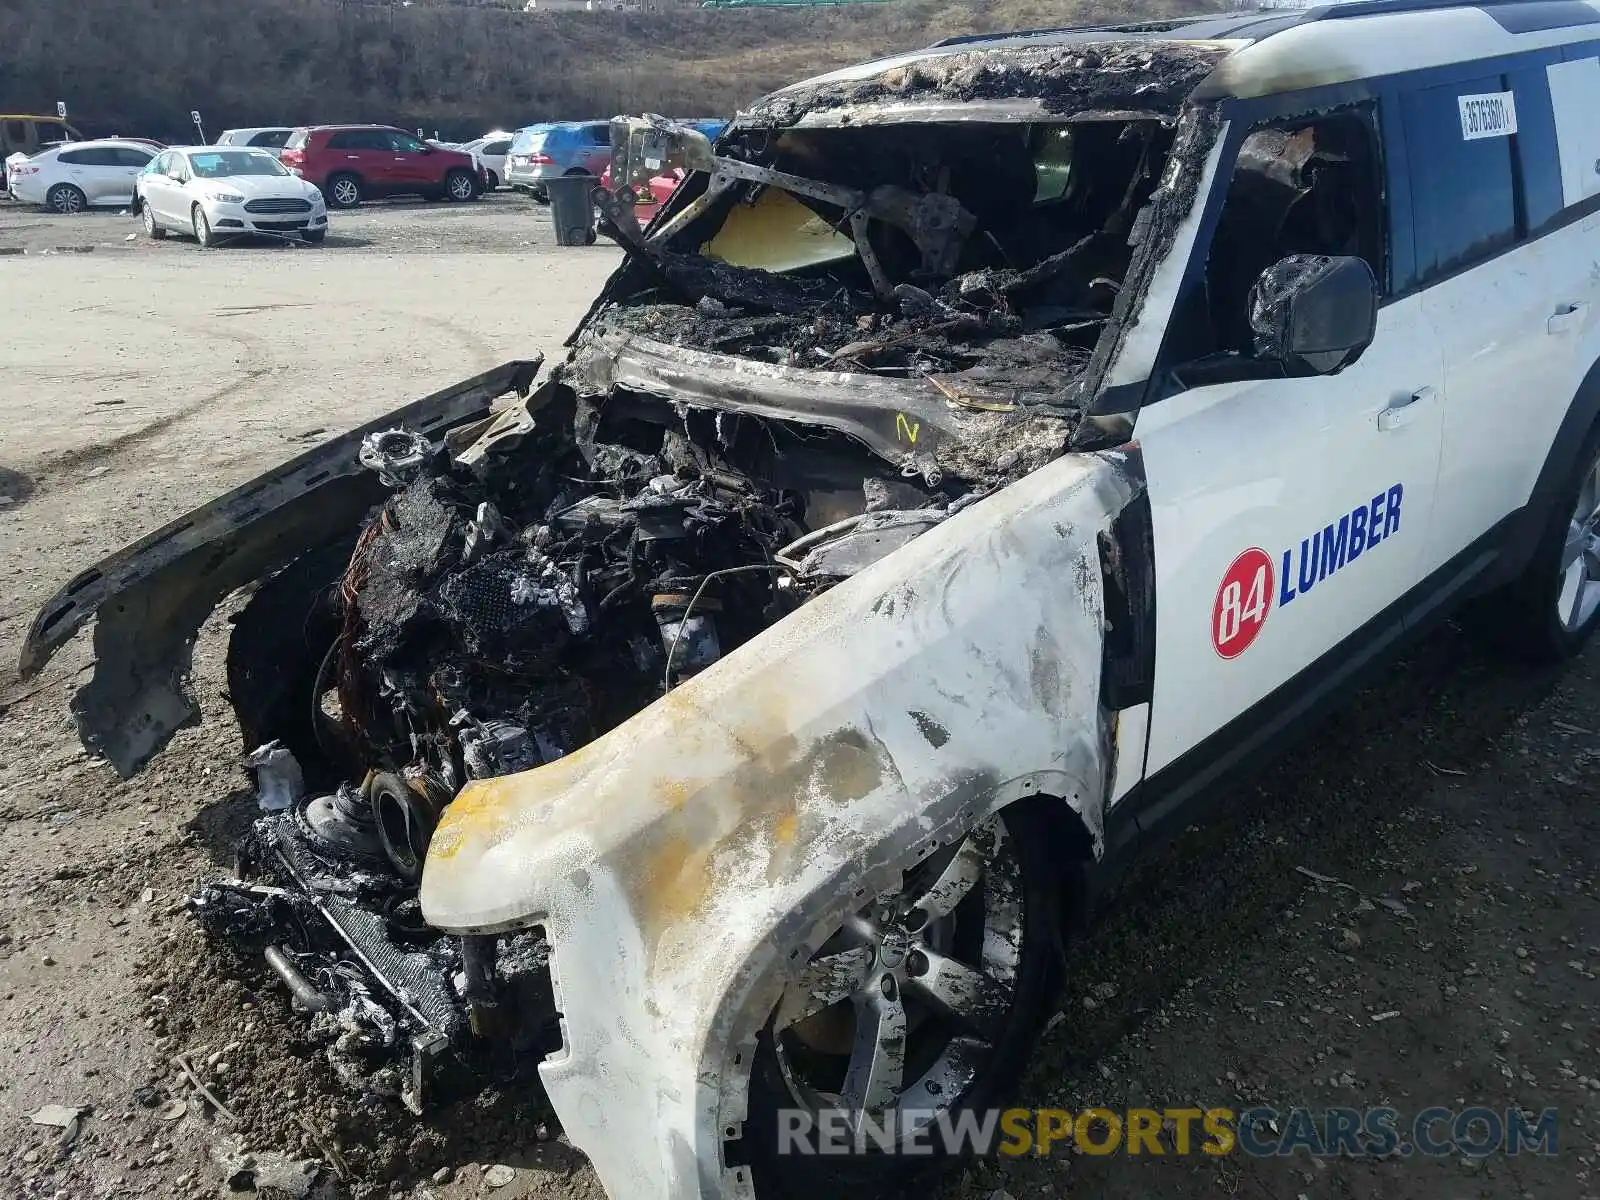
[460,935,502,1038]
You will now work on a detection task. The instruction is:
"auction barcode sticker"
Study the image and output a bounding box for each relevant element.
[1459,91,1518,140]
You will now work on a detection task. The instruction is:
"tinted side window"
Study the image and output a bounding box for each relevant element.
[1400,77,1519,284]
[585,123,610,145]
[115,148,154,168]
[57,148,101,166]
[484,140,512,156]
[327,130,376,150]
[1199,110,1387,356]
[250,130,290,148]
[1508,63,1565,234]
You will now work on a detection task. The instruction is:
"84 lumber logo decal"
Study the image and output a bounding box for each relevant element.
[1212,483,1405,659]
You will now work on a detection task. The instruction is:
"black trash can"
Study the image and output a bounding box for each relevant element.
[545,174,597,246]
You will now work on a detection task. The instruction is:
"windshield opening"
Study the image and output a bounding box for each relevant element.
[189,150,287,178]
[597,116,1173,404]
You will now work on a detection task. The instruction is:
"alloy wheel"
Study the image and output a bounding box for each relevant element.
[448,173,474,201]
[332,178,360,206]
[1557,449,1600,632]
[769,816,1023,1144]
[49,186,84,214]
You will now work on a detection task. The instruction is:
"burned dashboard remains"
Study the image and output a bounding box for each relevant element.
[593,108,1182,416]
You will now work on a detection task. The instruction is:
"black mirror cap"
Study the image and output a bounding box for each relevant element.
[1249,254,1379,377]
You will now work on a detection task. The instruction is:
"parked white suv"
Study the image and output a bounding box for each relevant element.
[214,127,296,158]
[19,3,1600,1198]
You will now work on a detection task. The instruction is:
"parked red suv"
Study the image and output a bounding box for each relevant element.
[280,125,482,209]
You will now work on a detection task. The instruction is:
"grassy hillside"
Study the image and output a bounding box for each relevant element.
[0,0,1226,141]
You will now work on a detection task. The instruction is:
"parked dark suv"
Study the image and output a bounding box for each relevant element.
[280,125,482,208]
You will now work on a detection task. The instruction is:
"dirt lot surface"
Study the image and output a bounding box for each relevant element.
[0,196,1595,1200]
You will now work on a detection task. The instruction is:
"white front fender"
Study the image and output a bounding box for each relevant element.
[420,449,1138,1198]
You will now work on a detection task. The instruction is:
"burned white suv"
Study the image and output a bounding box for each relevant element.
[22,2,1600,1197]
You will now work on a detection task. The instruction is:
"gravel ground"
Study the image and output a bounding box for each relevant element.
[0,197,1595,1200]
[0,190,576,257]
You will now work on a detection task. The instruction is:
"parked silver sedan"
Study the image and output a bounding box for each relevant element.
[135,147,328,247]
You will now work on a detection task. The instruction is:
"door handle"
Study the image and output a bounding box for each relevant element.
[1549,301,1590,335]
[1378,386,1438,432]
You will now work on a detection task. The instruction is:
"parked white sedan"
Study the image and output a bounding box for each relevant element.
[6,138,157,212]
[136,147,328,246]
[457,132,514,191]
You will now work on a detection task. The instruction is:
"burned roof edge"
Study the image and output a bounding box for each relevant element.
[734,39,1242,131]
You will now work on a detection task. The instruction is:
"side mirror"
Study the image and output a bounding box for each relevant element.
[1249,254,1379,377]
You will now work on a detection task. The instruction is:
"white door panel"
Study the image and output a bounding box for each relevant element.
[1421,237,1584,573]
[1139,297,1445,777]
[108,169,139,204]
[76,164,110,202]
[148,178,175,225]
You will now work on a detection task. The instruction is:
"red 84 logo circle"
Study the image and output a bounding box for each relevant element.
[1212,547,1274,659]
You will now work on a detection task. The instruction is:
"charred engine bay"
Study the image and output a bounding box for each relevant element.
[204,365,1002,1103]
[588,116,1174,435]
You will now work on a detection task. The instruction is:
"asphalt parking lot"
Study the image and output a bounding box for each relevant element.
[0,195,1595,1200]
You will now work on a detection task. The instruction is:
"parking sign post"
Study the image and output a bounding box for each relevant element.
[191,110,206,144]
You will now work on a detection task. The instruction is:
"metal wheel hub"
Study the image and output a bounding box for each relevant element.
[769,817,1023,1143]
[450,176,473,199]
[1558,452,1600,632]
[334,180,358,204]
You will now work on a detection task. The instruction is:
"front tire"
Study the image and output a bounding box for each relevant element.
[46,183,87,215]
[740,802,1064,1197]
[1473,425,1600,661]
[142,202,165,240]
[325,173,362,209]
[192,205,216,248]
